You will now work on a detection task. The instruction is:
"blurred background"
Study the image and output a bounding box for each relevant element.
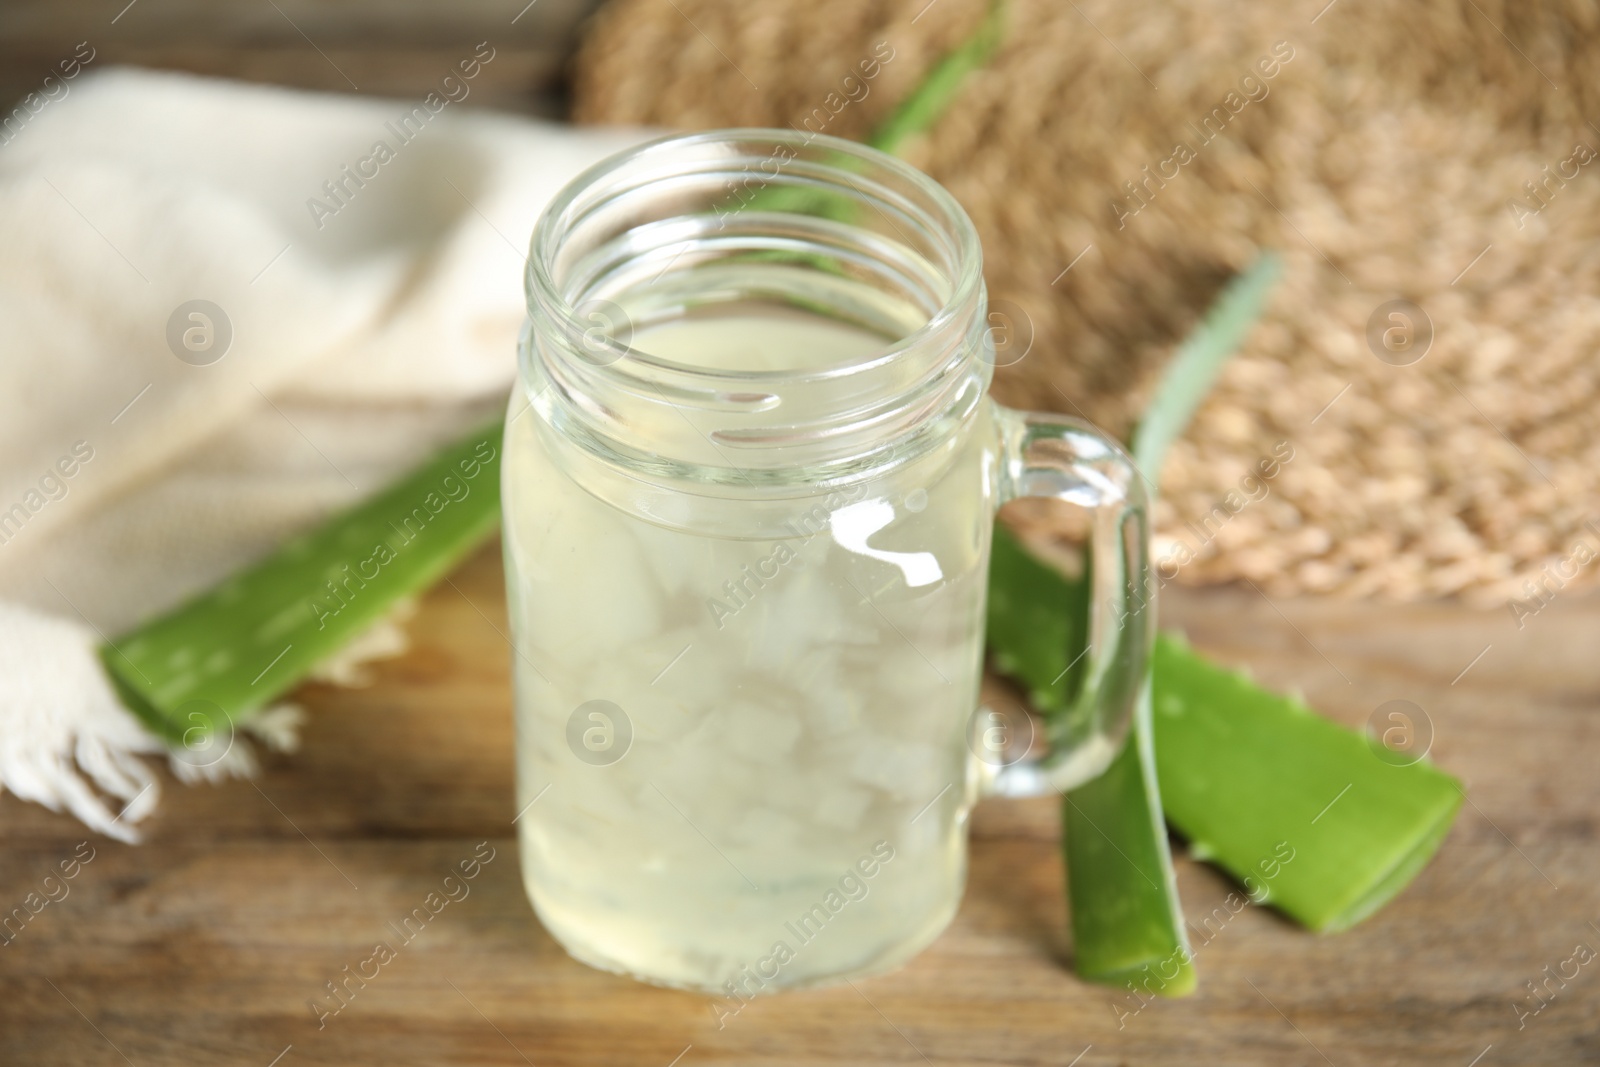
[9,0,1593,607]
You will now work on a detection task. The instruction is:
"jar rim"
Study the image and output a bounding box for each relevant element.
[525,127,985,384]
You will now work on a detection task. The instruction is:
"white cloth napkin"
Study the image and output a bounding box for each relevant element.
[0,67,650,841]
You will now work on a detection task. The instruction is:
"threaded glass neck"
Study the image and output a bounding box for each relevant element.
[522,129,990,494]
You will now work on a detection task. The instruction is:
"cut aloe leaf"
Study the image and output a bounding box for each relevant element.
[989,255,1283,993]
[101,420,505,743]
[1151,633,1463,932]
[1066,258,1284,992]
[1066,683,1195,995]
[990,519,1192,992]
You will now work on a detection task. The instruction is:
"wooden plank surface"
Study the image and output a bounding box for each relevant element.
[2,540,1596,1066]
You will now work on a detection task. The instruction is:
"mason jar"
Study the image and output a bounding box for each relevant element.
[504,129,1151,995]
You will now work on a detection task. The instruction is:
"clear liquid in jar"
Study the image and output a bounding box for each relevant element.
[505,301,994,994]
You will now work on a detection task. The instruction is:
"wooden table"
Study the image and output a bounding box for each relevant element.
[2,541,1596,1066]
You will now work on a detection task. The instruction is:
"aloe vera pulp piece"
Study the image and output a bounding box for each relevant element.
[101,420,505,743]
[1150,633,1464,932]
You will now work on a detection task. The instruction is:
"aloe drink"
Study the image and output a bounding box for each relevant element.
[504,305,995,993]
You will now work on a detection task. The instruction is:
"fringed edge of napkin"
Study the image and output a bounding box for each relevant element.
[0,599,416,842]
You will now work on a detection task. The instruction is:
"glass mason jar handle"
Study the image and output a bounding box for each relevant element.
[984,404,1154,797]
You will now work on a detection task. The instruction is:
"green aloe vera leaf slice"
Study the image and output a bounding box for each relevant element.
[989,519,1193,992]
[990,526,1191,992]
[1150,632,1464,933]
[1066,682,1196,995]
[1066,258,1282,992]
[101,420,505,743]
[987,255,1281,992]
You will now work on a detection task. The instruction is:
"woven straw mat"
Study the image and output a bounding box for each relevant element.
[571,0,1600,607]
